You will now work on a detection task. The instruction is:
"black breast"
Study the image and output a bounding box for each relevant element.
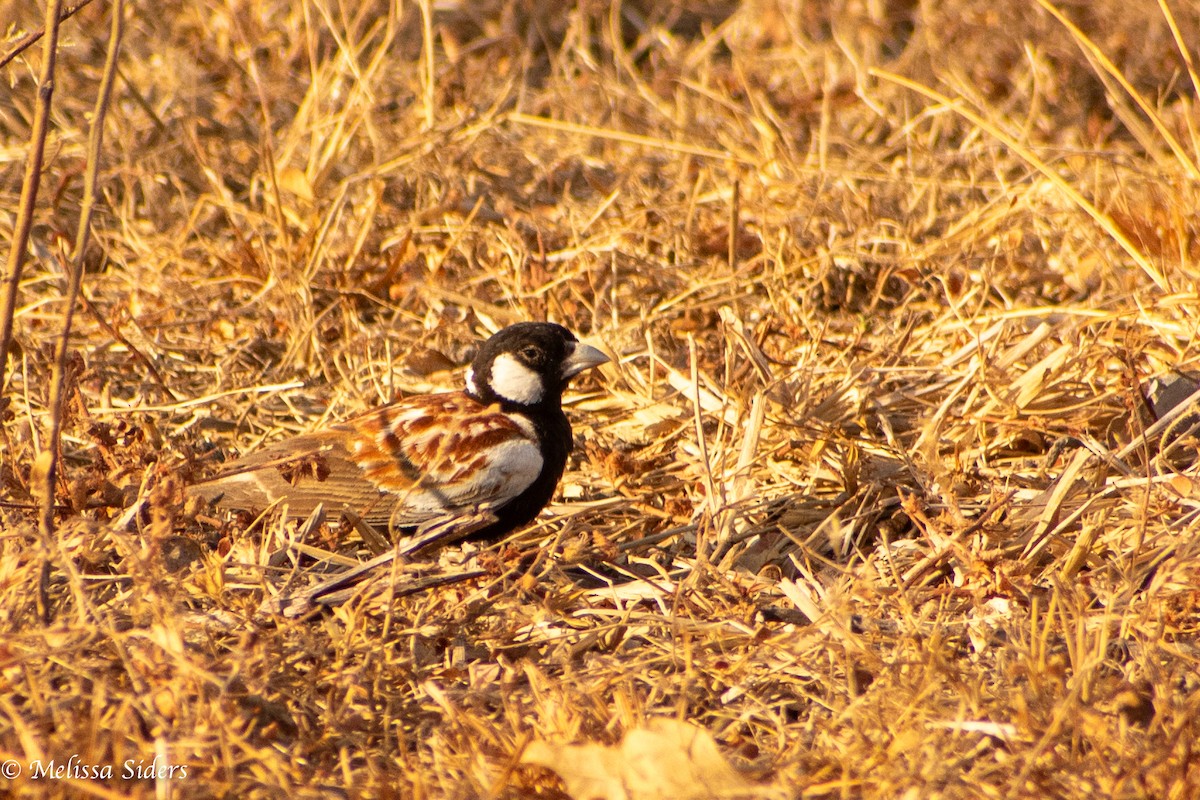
[458,406,572,543]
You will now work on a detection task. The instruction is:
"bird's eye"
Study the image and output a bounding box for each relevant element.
[520,345,541,362]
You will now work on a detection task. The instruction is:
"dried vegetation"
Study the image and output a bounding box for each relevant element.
[2,0,1200,797]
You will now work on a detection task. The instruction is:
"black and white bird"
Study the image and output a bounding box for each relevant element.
[187,323,609,542]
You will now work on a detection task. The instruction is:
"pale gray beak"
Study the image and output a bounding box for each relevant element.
[561,342,610,379]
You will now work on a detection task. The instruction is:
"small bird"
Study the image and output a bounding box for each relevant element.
[188,322,609,543]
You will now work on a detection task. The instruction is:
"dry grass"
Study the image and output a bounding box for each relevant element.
[3,1,1200,797]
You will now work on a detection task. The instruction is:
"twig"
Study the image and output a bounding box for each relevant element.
[0,0,97,70]
[4,0,64,621]
[0,0,66,391]
[39,0,124,621]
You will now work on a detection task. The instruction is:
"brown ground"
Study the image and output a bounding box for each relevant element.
[2,1,1199,797]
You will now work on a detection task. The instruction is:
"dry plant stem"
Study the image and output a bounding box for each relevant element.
[249,62,293,259]
[0,0,65,392]
[1156,0,1200,105]
[508,112,748,163]
[870,68,1170,292]
[38,0,125,548]
[727,178,740,271]
[688,334,717,575]
[0,0,96,70]
[1035,0,1199,179]
[6,3,1200,794]
[418,0,435,130]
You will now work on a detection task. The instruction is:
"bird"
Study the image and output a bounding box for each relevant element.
[187,322,609,543]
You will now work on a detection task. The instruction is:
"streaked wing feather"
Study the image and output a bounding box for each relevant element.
[189,392,544,530]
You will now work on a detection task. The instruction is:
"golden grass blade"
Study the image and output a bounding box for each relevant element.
[508,112,752,164]
[1035,0,1200,179]
[871,68,1171,291]
[4,3,1200,795]
[1157,1,1200,99]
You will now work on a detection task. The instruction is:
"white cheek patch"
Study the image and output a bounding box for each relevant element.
[489,353,545,405]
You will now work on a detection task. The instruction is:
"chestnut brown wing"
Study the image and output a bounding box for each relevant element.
[188,392,544,530]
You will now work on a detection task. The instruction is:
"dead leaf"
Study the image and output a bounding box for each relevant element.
[521,718,779,800]
[277,166,314,201]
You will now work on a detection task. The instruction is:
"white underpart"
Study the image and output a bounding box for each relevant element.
[469,438,543,499]
[465,367,479,397]
[389,437,543,524]
[489,353,545,405]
